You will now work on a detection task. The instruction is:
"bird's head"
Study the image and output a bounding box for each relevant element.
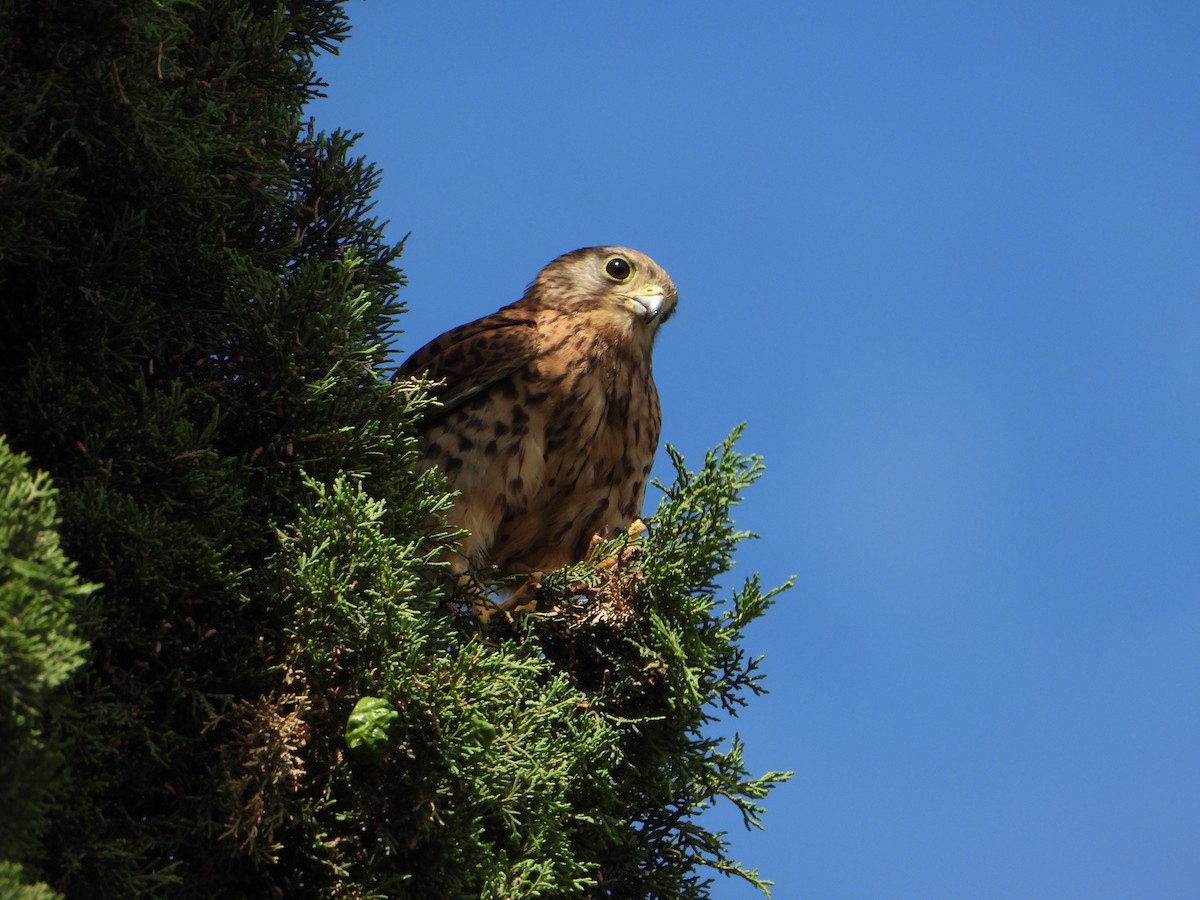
[524,246,678,343]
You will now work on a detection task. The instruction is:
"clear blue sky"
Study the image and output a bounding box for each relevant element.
[313,3,1200,896]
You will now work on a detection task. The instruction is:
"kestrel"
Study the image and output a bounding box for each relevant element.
[396,246,677,578]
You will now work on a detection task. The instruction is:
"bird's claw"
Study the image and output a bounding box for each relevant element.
[585,518,648,570]
[496,573,543,613]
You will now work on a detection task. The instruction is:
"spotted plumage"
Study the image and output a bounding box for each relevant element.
[396,246,677,575]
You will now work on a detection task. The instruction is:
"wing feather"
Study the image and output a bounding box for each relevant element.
[395,304,539,426]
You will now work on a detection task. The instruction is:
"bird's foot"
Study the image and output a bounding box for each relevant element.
[449,574,518,633]
[584,518,648,571]
[496,572,544,613]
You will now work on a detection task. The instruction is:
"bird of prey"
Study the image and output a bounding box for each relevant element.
[396,246,677,580]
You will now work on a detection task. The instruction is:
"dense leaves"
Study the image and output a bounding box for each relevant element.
[0,441,91,896]
[0,2,790,897]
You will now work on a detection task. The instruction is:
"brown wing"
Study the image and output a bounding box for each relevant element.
[394,303,540,427]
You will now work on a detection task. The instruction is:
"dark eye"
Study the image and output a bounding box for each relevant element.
[605,257,632,280]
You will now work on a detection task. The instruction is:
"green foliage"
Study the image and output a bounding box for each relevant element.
[0,2,791,897]
[528,429,794,897]
[0,440,92,897]
[0,861,60,900]
[255,474,616,896]
[248,452,790,898]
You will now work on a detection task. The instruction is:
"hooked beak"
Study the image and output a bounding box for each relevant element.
[624,291,666,323]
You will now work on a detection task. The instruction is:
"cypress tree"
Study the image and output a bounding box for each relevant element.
[0,2,791,896]
[0,439,91,898]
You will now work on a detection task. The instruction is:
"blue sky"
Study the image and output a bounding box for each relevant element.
[312,3,1200,896]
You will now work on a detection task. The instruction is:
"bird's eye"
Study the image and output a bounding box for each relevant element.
[605,257,632,281]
